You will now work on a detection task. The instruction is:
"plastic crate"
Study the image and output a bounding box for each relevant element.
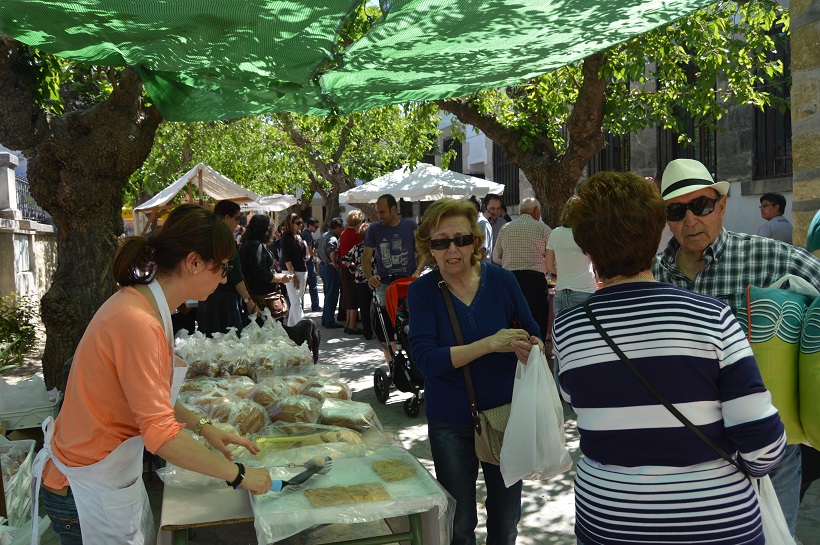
[0,395,60,432]
[0,437,36,527]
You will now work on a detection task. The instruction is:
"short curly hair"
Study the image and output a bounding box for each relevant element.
[416,198,484,268]
[565,171,665,279]
[346,209,364,227]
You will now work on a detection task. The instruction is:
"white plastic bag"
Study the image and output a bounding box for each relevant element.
[500,346,572,487]
[752,475,797,545]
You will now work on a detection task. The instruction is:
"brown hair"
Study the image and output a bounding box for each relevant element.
[416,198,484,267]
[346,209,364,228]
[113,204,235,286]
[285,213,302,234]
[565,172,665,279]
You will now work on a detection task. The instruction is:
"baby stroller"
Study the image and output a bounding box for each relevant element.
[371,277,425,417]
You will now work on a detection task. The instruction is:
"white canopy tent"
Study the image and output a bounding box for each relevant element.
[239,194,298,213]
[339,163,504,204]
[133,163,261,235]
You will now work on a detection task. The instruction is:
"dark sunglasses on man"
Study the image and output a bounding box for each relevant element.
[429,234,475,250]
[666,196,719,222]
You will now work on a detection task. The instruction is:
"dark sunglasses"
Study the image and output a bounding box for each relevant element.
[429,234,475,250]
[294,221,303,225]
[666,196,719,222]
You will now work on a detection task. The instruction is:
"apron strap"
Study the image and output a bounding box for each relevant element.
[30,417,54,545]
[147,280,174,352]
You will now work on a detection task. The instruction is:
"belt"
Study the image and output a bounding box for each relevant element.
[379,274,408,284]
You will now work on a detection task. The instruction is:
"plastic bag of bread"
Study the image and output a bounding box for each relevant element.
[182,389,238,411]
[185,359,218,379]
[201,422,254,461]
[319,399,382,432]
[208,397,269,436]
[244,382,290,407]
[179,377,221,394]
[302,377,351,401]
[251,423,364,458]
[257,441,366,466]
[214,376,256,398]
[267,395,321,424]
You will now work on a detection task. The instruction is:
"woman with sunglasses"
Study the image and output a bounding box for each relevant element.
[33,205,272,545]
[280,213,309,326]
[408,198,541,545]
[553,172,785,545]
[239,215,292,318]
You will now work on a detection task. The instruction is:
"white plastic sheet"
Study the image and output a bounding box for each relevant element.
[500,347,572,487]
[250,447,453,544]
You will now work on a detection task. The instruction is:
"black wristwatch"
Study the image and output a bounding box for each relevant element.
[226,462,245,489]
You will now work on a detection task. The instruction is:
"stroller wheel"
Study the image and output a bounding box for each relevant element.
[374,368,390,404]
[403,396,422,418]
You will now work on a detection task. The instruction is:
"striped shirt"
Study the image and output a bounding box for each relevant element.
[653,228,820,319]
[492,214,551,273]
[553,282,786,545]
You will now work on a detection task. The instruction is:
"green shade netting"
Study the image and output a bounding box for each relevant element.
[0,0,713,121]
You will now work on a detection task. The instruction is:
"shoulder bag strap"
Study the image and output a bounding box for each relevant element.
[436,269,482,433]
[582,300,745,475]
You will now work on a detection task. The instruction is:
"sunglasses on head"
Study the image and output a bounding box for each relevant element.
[666,196,719,222]
[429,234,475,250]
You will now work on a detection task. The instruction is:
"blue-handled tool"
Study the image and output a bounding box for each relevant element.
[270,456,332,492]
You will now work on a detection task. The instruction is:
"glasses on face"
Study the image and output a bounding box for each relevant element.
[294,221,303,226]
[208,260,233,278]
[429,234,475,250]
[666,196,719,222]
[759,203,773,209]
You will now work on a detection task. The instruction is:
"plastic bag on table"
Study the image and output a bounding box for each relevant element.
[500,346,572,487]
[302,377,351,401]
[319,399,382,433]
[267,395,322,424]
[258,441,367,467]
[208,397,270,436]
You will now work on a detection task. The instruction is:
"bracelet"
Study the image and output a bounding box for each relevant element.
[192,417,211,436]
[226,462,245,489]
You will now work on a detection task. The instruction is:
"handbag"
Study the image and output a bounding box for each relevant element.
[582,300,796,545]
[247,280,289,320]
[437,270,510,465]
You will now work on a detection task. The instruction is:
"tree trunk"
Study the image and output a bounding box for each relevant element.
[0,36,162,388]
[437,52,608,228]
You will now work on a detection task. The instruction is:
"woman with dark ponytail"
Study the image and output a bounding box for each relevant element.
[32,204,272,545]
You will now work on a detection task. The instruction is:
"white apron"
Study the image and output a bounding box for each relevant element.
[31,280,188,544]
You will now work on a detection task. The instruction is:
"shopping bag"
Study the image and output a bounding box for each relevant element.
[752,475,797,545]
[499,346,572,487]
[800,296,820,448]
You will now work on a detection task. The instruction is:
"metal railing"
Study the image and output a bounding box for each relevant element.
[15,175,52,224]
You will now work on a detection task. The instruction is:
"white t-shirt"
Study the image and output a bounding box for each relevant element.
[546,226,598,293]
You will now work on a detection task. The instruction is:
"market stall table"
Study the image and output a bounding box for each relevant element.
[159,448,453,545]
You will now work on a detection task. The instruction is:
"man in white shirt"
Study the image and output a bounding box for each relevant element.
[757,192,793,244]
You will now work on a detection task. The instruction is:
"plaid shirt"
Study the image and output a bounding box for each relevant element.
[653,228,820,319]
[492,214,551,273]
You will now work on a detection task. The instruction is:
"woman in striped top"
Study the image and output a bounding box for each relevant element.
[552,172,786,545]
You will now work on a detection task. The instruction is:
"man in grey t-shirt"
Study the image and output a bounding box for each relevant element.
[757,192,793,244]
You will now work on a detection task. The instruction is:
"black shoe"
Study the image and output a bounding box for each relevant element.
[311,306,323,312]
[363,333,373,340]
[323,323,343,329]
[344,327,363,335]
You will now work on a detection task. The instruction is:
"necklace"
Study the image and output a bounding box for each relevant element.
[602,273,656,287]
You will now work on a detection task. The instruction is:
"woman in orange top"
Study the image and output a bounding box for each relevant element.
[32,204,272,545]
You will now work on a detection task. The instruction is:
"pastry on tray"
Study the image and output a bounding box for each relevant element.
[371,458,416,482]
[304,482,390,507]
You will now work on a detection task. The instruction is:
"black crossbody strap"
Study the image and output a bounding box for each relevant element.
[582,300,745,475]
[436,270,482,433]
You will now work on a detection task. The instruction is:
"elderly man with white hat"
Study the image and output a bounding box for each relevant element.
[653,158,820,536]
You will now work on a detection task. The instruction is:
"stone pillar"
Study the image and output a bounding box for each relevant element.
[790,0,820,248]
[0,152,21,220]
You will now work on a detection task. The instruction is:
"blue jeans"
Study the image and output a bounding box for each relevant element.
[552,289,593,316]
[769,443,802,535]
[319,264,340,326]
[41,488,83,545]
[428,420,522,545]
[306,262,320,310]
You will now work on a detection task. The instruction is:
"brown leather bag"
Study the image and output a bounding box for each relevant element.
[246,280,289,320]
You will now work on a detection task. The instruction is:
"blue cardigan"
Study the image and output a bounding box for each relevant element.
[408,263,540,425]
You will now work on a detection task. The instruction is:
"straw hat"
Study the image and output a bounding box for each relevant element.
[660,159,729,201]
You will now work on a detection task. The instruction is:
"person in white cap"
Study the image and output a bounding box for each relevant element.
[652,157,820,536]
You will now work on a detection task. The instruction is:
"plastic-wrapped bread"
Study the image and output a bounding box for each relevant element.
[244,382,290,407]
[267,395,321,424]
[208,397,269,436]
[214,376,256,398]
[319,399,381,432]
[302,377,351,401]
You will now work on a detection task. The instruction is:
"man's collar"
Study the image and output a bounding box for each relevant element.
[661,227,727,267]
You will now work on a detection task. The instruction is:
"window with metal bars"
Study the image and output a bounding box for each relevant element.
[443,138,463,173]
[492,142,519,206]
[399,198,413,218]
[753,27,791,179]
[587,133,631,175]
